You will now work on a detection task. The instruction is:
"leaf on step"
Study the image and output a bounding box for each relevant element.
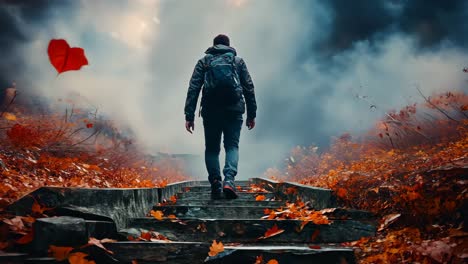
[267,259,279,264]
[83,237,115,254]
[378,213,401,231]
[3,216,26,234]
[256,195,266,201]
[49,245,74,261]
[336,188,347,199]
[0,241,9,250]
[16,230,34,244]
[68,252,96,264]
[197,223,208,233]
[31,200,53,215]
[259,224,284,239]
[140,232,152,241]
[150,210,164,220]
[170,195,177,203]
[285,187,298,195]
[168,214,178,220]
[254,255,264,264]
[308,245,322,249]
[208,240,224,257]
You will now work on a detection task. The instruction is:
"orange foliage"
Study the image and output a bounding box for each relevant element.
[0,101,190,209]
[259,224,285,240]
[49,245,74,261]
[268,91,468,263]
[208,240,224,257]
[255,195,266,201]
[150,210,164,221]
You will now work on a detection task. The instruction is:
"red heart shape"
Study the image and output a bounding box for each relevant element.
[47,39,88,74]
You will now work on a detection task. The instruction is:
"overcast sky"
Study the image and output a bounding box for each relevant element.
[1,0,467,178]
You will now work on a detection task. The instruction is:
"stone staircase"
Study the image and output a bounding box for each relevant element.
[2,178,377,263]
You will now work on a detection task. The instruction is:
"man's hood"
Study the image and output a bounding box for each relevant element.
[205,44,237,56]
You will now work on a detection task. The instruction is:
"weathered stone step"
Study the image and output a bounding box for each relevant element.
[105,242,356,264]
[128,218,376,243]
[198,180,251,185]
[152,205,273,219]
[0,253,58,264]
[187,185,252,192]
[177,192,274,200]
[206,245,356,264]
[175,199,282,207]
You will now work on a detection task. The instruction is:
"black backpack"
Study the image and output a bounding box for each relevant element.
[203,52,242,105]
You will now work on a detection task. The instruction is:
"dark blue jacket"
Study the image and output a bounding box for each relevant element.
[184,45,257,121]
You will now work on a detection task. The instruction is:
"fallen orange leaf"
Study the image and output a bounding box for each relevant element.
[49,245,74,261]
[208,240,224,257]
[140,232,152,241]
[267,259,279,264]
[336,188,347,199]
[150,210,164,220]
[308,245,322,249]
[68,252,96,264]
[254,255,264,264]
[168,214,177,219]
[16,231,34,244]
[256,195,266,201]
[84,237,115,254]
[3,112,16,121]
[31,200,52,215]
[259,224,285,239]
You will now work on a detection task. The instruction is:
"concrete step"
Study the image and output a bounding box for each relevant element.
[177,192,274,200]
[175,199,282,207]
[152,205,273,219]
[0,253,58,264]
[128,218,376,243]
[187,185,252,192]
[198,180,251,185]
[105,241,356,264]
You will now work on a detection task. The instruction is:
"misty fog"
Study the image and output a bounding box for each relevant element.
[1,0,467,179]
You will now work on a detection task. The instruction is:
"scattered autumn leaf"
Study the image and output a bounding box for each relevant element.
[68,252,96,264]
[336,188,347,199]
[48,39,88,74]
[197,223,208,233]
[150,210,164,220]
[140,232,152,241]
[259,224,285,240]
[378,213,401,231]
[208,240,224,257]
[2,112,16,121]
[16,231,34,244]
[255,195,266,201]
[49,245,74,261]
[84,237,114,254]
[267,259,279,264]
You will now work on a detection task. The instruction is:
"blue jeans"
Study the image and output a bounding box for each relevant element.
[203,114,243,184]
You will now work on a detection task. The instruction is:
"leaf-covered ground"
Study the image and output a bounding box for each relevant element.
[266,91,467,263]
[0,92,189,253]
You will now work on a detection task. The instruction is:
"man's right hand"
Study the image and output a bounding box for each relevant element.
[246,119,255,130]
[185,121,195,134]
